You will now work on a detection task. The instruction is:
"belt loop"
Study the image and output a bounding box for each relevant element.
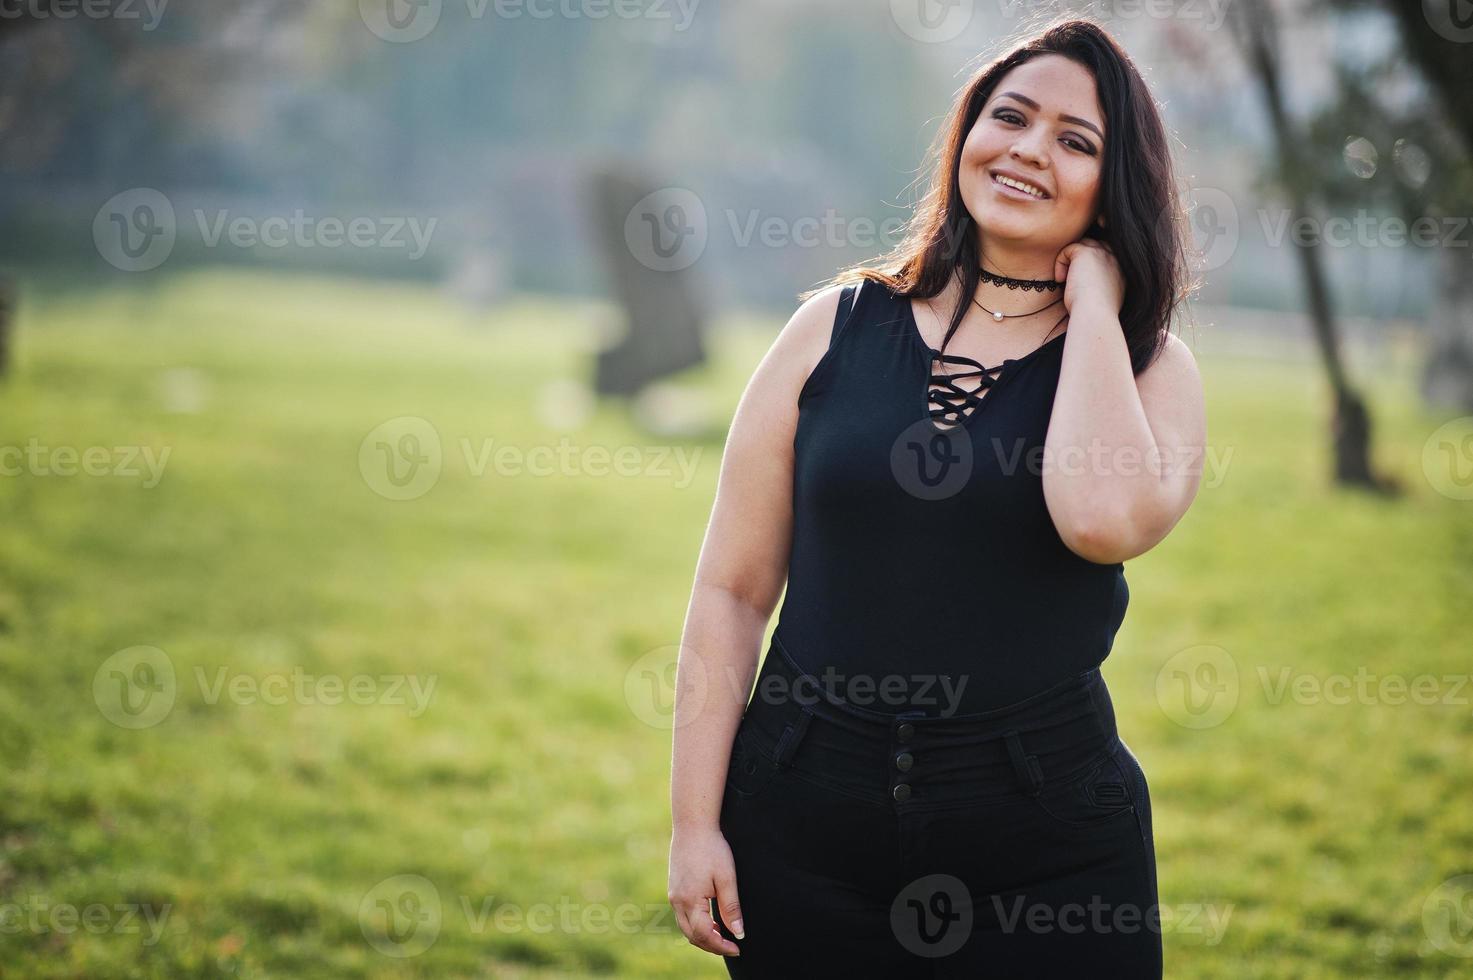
[773,704,814,769]
[1004,729,1044,796]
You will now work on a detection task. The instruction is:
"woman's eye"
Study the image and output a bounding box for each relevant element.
[994,111,1023,125]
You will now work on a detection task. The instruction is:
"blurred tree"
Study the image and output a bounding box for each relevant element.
[1302,0,1473,413]
[0,0,315,376]
[1224,0,1396,491]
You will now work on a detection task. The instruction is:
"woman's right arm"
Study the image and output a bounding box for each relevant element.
[666,284,845,957]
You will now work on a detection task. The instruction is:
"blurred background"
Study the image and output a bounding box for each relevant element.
[1,0,1472,976]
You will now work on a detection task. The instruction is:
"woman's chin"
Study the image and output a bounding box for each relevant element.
[974,217,1046,244]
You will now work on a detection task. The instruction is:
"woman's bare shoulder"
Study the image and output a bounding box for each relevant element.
[750,283,849,396]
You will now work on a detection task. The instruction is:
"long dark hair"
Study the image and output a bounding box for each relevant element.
[805,17,1196,374]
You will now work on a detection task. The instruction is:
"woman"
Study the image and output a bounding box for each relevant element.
[668,18,1205,978]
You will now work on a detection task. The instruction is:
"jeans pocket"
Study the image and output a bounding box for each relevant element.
[1113,736,1160,890]
[1030,745,1137,836]
[724,729,780,802]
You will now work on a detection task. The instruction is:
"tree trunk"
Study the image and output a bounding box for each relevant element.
[1369,0,1473,415]
[1230,0,1394,491]
[0,275,13,378]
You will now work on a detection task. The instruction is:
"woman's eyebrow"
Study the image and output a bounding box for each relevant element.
[994,91,1105,142]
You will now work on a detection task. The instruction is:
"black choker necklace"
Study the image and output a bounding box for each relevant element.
[979,266,1062,292]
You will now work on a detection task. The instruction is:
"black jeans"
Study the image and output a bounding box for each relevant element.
[716,634,1162,978]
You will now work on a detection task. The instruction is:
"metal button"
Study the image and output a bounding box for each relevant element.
[892,783,912,802]
[895,752,914,772]
[896,723,915,742]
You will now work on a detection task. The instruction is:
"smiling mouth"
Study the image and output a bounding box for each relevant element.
[990,172,1049,200]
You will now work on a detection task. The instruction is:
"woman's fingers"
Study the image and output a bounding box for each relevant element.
[713,867,745,941]
[1053,241,1080,283]
[682,897,741,956]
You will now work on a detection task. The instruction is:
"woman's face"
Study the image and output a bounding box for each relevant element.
[958,54,1107,253]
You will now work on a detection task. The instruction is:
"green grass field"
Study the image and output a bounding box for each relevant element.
[0,268,1470,978]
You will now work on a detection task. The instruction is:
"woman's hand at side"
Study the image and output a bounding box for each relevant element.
[668,824,743,956]
[666,282,845,956]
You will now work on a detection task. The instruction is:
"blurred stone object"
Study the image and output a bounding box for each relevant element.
[444,247,506,312]
[633,382,715,439]
[1420,248,1473,413]
[536,378,595,432]
[584,164,707,397]
[156,367,212,415]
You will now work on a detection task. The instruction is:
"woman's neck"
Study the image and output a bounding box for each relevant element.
[964,258,1063,324]
[976,246,1060,288]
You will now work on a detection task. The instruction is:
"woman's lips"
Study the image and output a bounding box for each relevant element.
[990,172,1049,202]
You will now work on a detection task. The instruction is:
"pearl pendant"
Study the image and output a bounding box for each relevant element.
[993,310,1004,322]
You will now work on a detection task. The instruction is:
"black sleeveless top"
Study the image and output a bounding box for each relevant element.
[771,279,1129,716]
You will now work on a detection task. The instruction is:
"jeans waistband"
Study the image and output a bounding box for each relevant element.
[738,632,1120,808]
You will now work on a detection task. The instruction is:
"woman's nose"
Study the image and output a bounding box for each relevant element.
[1010,139,1048,169]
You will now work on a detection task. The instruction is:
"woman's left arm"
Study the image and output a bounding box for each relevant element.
[1043,240,1207,564]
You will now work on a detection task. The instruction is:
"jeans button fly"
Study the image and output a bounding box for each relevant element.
[896,723,915,742]
[895,752,914,772]
[892,783,912,803]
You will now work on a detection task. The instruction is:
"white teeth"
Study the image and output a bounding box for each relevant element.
[993,174,1046,198]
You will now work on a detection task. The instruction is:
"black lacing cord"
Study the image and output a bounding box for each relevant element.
[926,353,1004,428]
[926,310,1069,427]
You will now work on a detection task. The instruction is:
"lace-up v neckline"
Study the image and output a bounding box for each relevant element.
[903,296,1066,430]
